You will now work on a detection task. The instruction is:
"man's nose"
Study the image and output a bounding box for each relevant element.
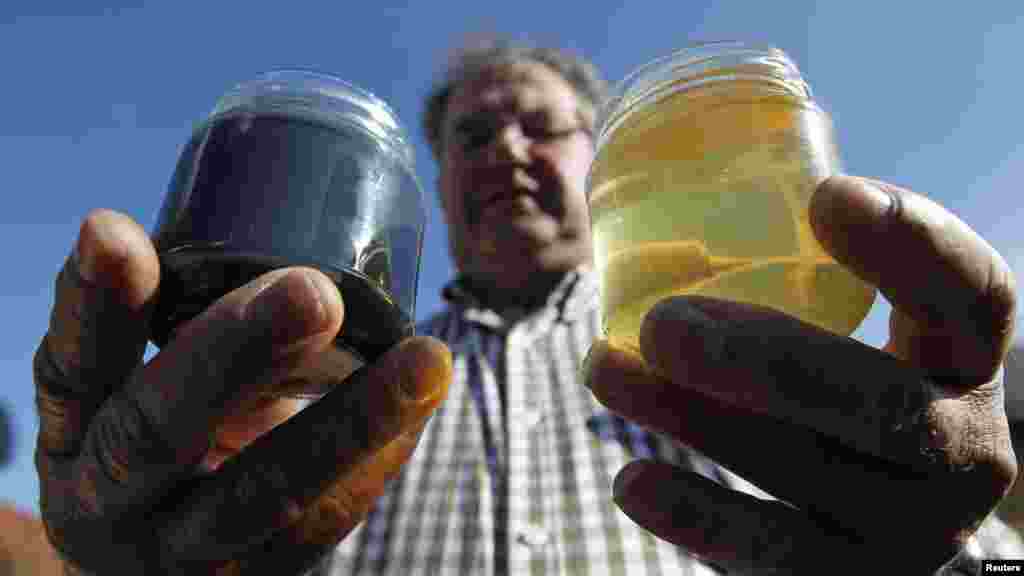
[486,123,531,166]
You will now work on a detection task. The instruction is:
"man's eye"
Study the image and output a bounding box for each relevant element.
[523,120,578,142]
[455,117,497,151]
[462,125,495,150]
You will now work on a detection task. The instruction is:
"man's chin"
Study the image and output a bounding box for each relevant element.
[477,221,548,253]
[480,228,554,261]
[478,237,586,278]
[472,218,588,274]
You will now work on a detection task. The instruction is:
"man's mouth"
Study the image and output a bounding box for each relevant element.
[476,190,543,227]
[486,188,533,208]
[478,169,542,212]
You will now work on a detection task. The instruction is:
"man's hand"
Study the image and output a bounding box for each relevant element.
[584,175,1017,574]
[34,210,450,575]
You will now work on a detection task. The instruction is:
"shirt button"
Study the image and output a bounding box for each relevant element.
[516,523,552,549]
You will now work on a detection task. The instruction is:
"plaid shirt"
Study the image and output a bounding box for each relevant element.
[312,269,1018,575]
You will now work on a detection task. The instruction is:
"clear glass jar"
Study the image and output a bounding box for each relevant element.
[587,42,875,350]
[152,70,426,396]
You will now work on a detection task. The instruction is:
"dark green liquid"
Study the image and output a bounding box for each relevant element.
[151,111,422,362]
[150,249,411,363]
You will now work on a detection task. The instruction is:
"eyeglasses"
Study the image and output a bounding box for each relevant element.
[451,110,593,154]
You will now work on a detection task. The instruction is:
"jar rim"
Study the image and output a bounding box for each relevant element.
[596,41,811,146]
[211,69,416,169]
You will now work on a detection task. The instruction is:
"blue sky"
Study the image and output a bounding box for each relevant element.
[1,2,1021,511]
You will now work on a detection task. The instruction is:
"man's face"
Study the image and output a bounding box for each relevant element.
[437,60,595,290]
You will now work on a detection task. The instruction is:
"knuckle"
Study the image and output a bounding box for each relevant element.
[42,251,150,389]
[222,297,252,326]
[216,279,259,324]
[969,396,1018,493]
[34,336,104,457]
[87,392,176,490]
[38,399,180,572]
[927,392,1017,507]
[36,386,90,457]
[195,290,251,334]
[34,334,70,391]
[46,270,90,378]
[38,463,109,560]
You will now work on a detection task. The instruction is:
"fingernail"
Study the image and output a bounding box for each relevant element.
[813,175,896,241]
[393,338,449,403]
[246,270,333,341]
[580,340,652,412]
[75,210,123,285]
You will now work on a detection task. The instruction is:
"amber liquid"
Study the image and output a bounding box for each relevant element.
[588,79,876,351]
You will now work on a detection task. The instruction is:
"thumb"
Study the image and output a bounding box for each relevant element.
[35,209,160,457]
[809,175,1016,385]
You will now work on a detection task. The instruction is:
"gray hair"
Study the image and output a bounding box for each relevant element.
[422,39,609,159]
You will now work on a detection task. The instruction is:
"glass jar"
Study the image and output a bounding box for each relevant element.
[151,70,426,396]
[587,42,876,350]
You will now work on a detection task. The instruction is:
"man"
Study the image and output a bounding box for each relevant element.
[33,41,1019,574]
